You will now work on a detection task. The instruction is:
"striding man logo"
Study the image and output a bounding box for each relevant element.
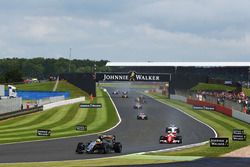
[129,71,136,81]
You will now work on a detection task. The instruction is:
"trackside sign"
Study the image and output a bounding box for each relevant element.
[79,103,102,108]
[232,129,247,141]
[37,129,51,136]
[76,125,87,131]
[96,72,171,82]
[192,106,215,111]
[210,138,229,147]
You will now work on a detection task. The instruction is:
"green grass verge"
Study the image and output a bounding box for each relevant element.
[12,82,56,91]
[145,93,250,157]
[0,157,173,167]
[243,87,250,97]
[0,87,118,144]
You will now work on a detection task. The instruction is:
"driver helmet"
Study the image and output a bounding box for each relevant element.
[96,139,101,142]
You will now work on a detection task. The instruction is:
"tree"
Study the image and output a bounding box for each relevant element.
[4,69,23,83]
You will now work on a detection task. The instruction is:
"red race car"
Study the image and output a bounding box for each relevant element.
[159,132,182,144]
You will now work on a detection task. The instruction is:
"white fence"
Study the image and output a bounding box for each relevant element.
[43,97,85,110]
[38,96,65,106]
[232,109,250,124]
[0,97,22,115]
[0,85,4,96]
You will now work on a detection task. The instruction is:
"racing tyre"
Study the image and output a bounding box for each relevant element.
[159,136,165,144]
[176,136,182,144]
[114,142,122,153]
[76,142,85,154]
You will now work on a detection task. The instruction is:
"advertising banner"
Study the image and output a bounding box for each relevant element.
[37,129,51,136]
[79,103,102,108]
[210,138,229,147]
[232,129,247,141]
[96,72,171,82]
[192,106,215,111]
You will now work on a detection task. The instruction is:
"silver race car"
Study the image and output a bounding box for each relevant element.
[137,112,148,120]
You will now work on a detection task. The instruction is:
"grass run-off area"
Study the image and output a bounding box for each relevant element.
[145,93,250,157]
[0,156,174,167]
[191,82,250,96]
[12,80,88,98]
[0,87,118,144]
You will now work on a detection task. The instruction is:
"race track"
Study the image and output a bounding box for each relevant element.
[0,87,215,163]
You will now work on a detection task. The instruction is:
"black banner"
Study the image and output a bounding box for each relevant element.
[210,138,229,147]
[233,129,244,135]
[79,103,102,108]
[37,129,51,136]
[76,125,87,131]
[192,106,215,111]
[96,72,171,82]
[232,129,247,141]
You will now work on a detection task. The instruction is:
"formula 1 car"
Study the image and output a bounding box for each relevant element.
[135,95,146,104]
[159,125,182,144]
[76,135,122,154]
[159,133,182,144]
[166,125,180,134]
[121,91,128,98]
[112,90,119,95]
[133,103,142,109]
[137,112,148,120]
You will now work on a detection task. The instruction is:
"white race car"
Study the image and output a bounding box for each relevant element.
[166,125,180,134]
[133,103,142,109]
[112,90,119,95]
[121,91,128,98]
[137,113,148,120]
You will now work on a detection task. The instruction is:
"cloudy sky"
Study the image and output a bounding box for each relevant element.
[0,0,249,61]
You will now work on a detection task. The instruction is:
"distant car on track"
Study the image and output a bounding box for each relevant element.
[121,91,128,98]
[76,135,122,154]
[133,103,142,109]
[137,112,148,120]
[166,125,180,134]
[112,90,119,95]
[135,95,146,104]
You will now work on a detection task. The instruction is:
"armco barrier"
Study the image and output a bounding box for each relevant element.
[187,99,232,117]
[232,109,250,124]
[43,97,85,111]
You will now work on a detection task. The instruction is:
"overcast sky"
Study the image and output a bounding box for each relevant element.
[0,0,249,61]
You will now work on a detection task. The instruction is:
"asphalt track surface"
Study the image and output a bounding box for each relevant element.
[0,87,215,163]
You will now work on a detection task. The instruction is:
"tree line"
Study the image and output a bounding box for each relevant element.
[0,58,110,83]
